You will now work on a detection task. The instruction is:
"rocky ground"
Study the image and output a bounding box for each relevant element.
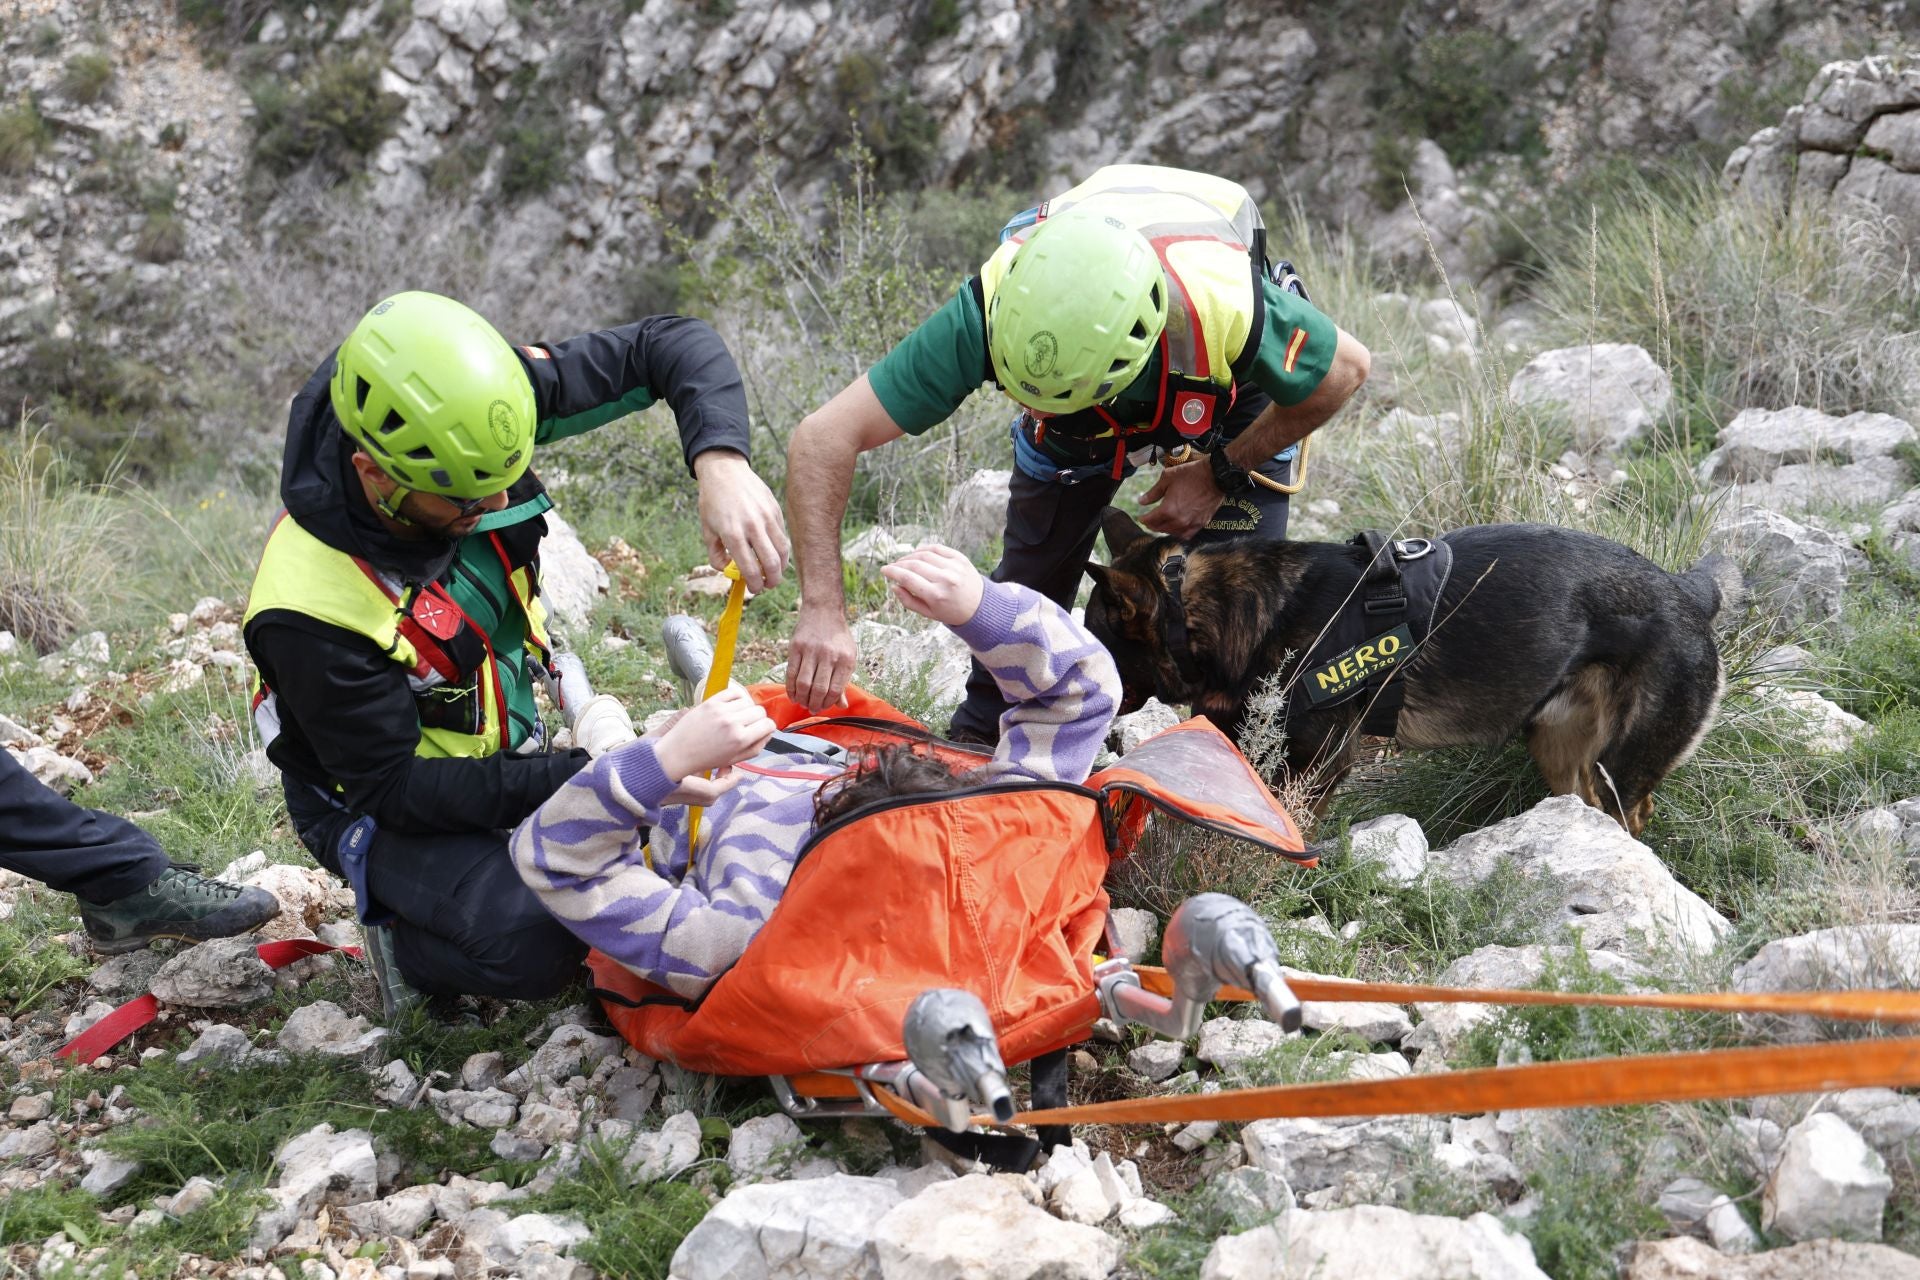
[5,324,1920,1277]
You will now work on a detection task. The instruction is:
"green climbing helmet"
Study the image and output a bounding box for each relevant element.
[329,291,535,500]
[987,208,1167,416]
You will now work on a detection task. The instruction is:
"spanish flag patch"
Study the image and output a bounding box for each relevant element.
[1283,326,1308,375]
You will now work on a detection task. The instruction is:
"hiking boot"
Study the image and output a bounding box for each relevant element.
[360,921,426,1021]
[78,866,280,955]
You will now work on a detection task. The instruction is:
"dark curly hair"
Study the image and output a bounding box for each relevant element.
[812,744,975,828]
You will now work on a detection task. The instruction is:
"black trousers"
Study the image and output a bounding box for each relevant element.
[287,782,587,1001]
[0,749,168,905]
[947,447,1296,744]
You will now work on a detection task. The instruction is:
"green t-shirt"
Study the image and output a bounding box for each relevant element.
[868,276,1339,444]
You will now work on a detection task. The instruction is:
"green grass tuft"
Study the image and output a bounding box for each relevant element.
[59,53,115,105]
[516,1140,711,1280]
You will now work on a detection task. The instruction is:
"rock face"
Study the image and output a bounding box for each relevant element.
[870,1173,1120,1280]
[1431,795,1729,960]
[1728,57,1920,245]
[1627,1236,1920,1279]
[1763,1113,1891,1242]
[1700,505,1867,627]
[1202,1206,1548,1280]
[669,1174,903,1280]
[1698,407,1916,512]
[1507,344,1672,451]
[850,619,972,707]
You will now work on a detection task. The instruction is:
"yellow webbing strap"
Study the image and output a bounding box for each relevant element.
[686,562,747,852]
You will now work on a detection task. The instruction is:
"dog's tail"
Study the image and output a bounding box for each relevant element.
[1681,553,1747,628]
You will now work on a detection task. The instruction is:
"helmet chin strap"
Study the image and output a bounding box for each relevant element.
[372,481,417,526]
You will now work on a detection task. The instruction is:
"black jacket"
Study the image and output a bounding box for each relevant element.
[247,316,753,839]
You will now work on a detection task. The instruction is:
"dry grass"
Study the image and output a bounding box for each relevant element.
[0,415,126,653]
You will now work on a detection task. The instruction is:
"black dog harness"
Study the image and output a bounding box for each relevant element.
[1291,531,1454,736]
[1156,531,1454,738]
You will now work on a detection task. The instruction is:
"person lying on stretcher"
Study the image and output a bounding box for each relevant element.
[508,545,1122,1000]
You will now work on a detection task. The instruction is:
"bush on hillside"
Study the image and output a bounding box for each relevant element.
[250,51,403,178]
[0,94,49,176]
[0,419,124,654]
[59,51,114,104]
[1534,173,1920,420]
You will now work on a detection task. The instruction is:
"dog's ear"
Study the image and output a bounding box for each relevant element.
[1085,561,1149,625]
[1100,506,1152,559]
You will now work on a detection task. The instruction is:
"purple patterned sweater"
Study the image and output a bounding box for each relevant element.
[510,581,1121,999]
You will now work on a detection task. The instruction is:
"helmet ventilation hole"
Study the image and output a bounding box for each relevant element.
[406,447,434,462]
[431,469,453,489]
[378,408,406,436]
[354,376,372,412]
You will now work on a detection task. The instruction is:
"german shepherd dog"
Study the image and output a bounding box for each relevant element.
[1084,508,1742,834]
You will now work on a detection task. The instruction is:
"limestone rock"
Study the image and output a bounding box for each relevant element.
[252,1123,379,1248]
[871,1173,1120,1280]
[277,1000,388,1065]
[941,470,1012,556]
[1128,1039,1184,1082]
[1508,343,1672,451]
[87,949,167,999]
[1763,1112,1890,1242]
[506,1024,624,1094]
[151,937,275,1008]
[1748,687,1869,754]
[78,1149,141,1196]
[1403,943,1648,1064]
[1700,505,1866,627]
[342,1186,437,1239]
[1197,1016,1291,1070]
[177,1022,254,1067]
[11,745,93,793]
[1110,698,1183,754]
[1700,407,1916,484]
[1625,1236,1920,1279]
[669,1174,904,1280]
[1348,814,1428,885]
[850,619,972,707]
[624,1110,701,1183]
[1285,967,1413,1044]
[240,862,340,941]
[1109,906,1159,961]
[1202,1205,1547,1279]
[1734,926,1920,1041]
[539,510,610,631]
[726,1112,804,1180]
[1814,1087,1920,1154]
[1242,1113,1447,1199]
[1430,795,1729,960]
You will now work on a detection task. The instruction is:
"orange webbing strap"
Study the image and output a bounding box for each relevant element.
[686,562,747,852]
[1129,967,1920,1026]
[867,1037,1920,1131]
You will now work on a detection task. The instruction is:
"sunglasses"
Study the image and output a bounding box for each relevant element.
[375,482,491,525]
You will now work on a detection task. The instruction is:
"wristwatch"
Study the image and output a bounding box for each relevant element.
[1209,448,1254,496]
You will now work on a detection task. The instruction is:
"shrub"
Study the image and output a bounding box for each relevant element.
[830,54,940,189]
[496,116,571,199]
[1388,31,1540,166]
[1531,172,1920,419]
[59,51,115,104]
[250,51,403,178]
[0,417,125,654]
[0,94,49,176]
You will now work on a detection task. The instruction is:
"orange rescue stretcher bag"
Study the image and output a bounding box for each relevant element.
[585,684,1311,1095]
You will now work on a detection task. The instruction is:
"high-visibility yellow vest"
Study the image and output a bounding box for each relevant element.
[979,165,1267,439]
[243,513,552,764]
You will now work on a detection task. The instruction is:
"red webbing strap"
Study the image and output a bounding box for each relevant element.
[55,939,361,1064]
[868,1037,1920,1132]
